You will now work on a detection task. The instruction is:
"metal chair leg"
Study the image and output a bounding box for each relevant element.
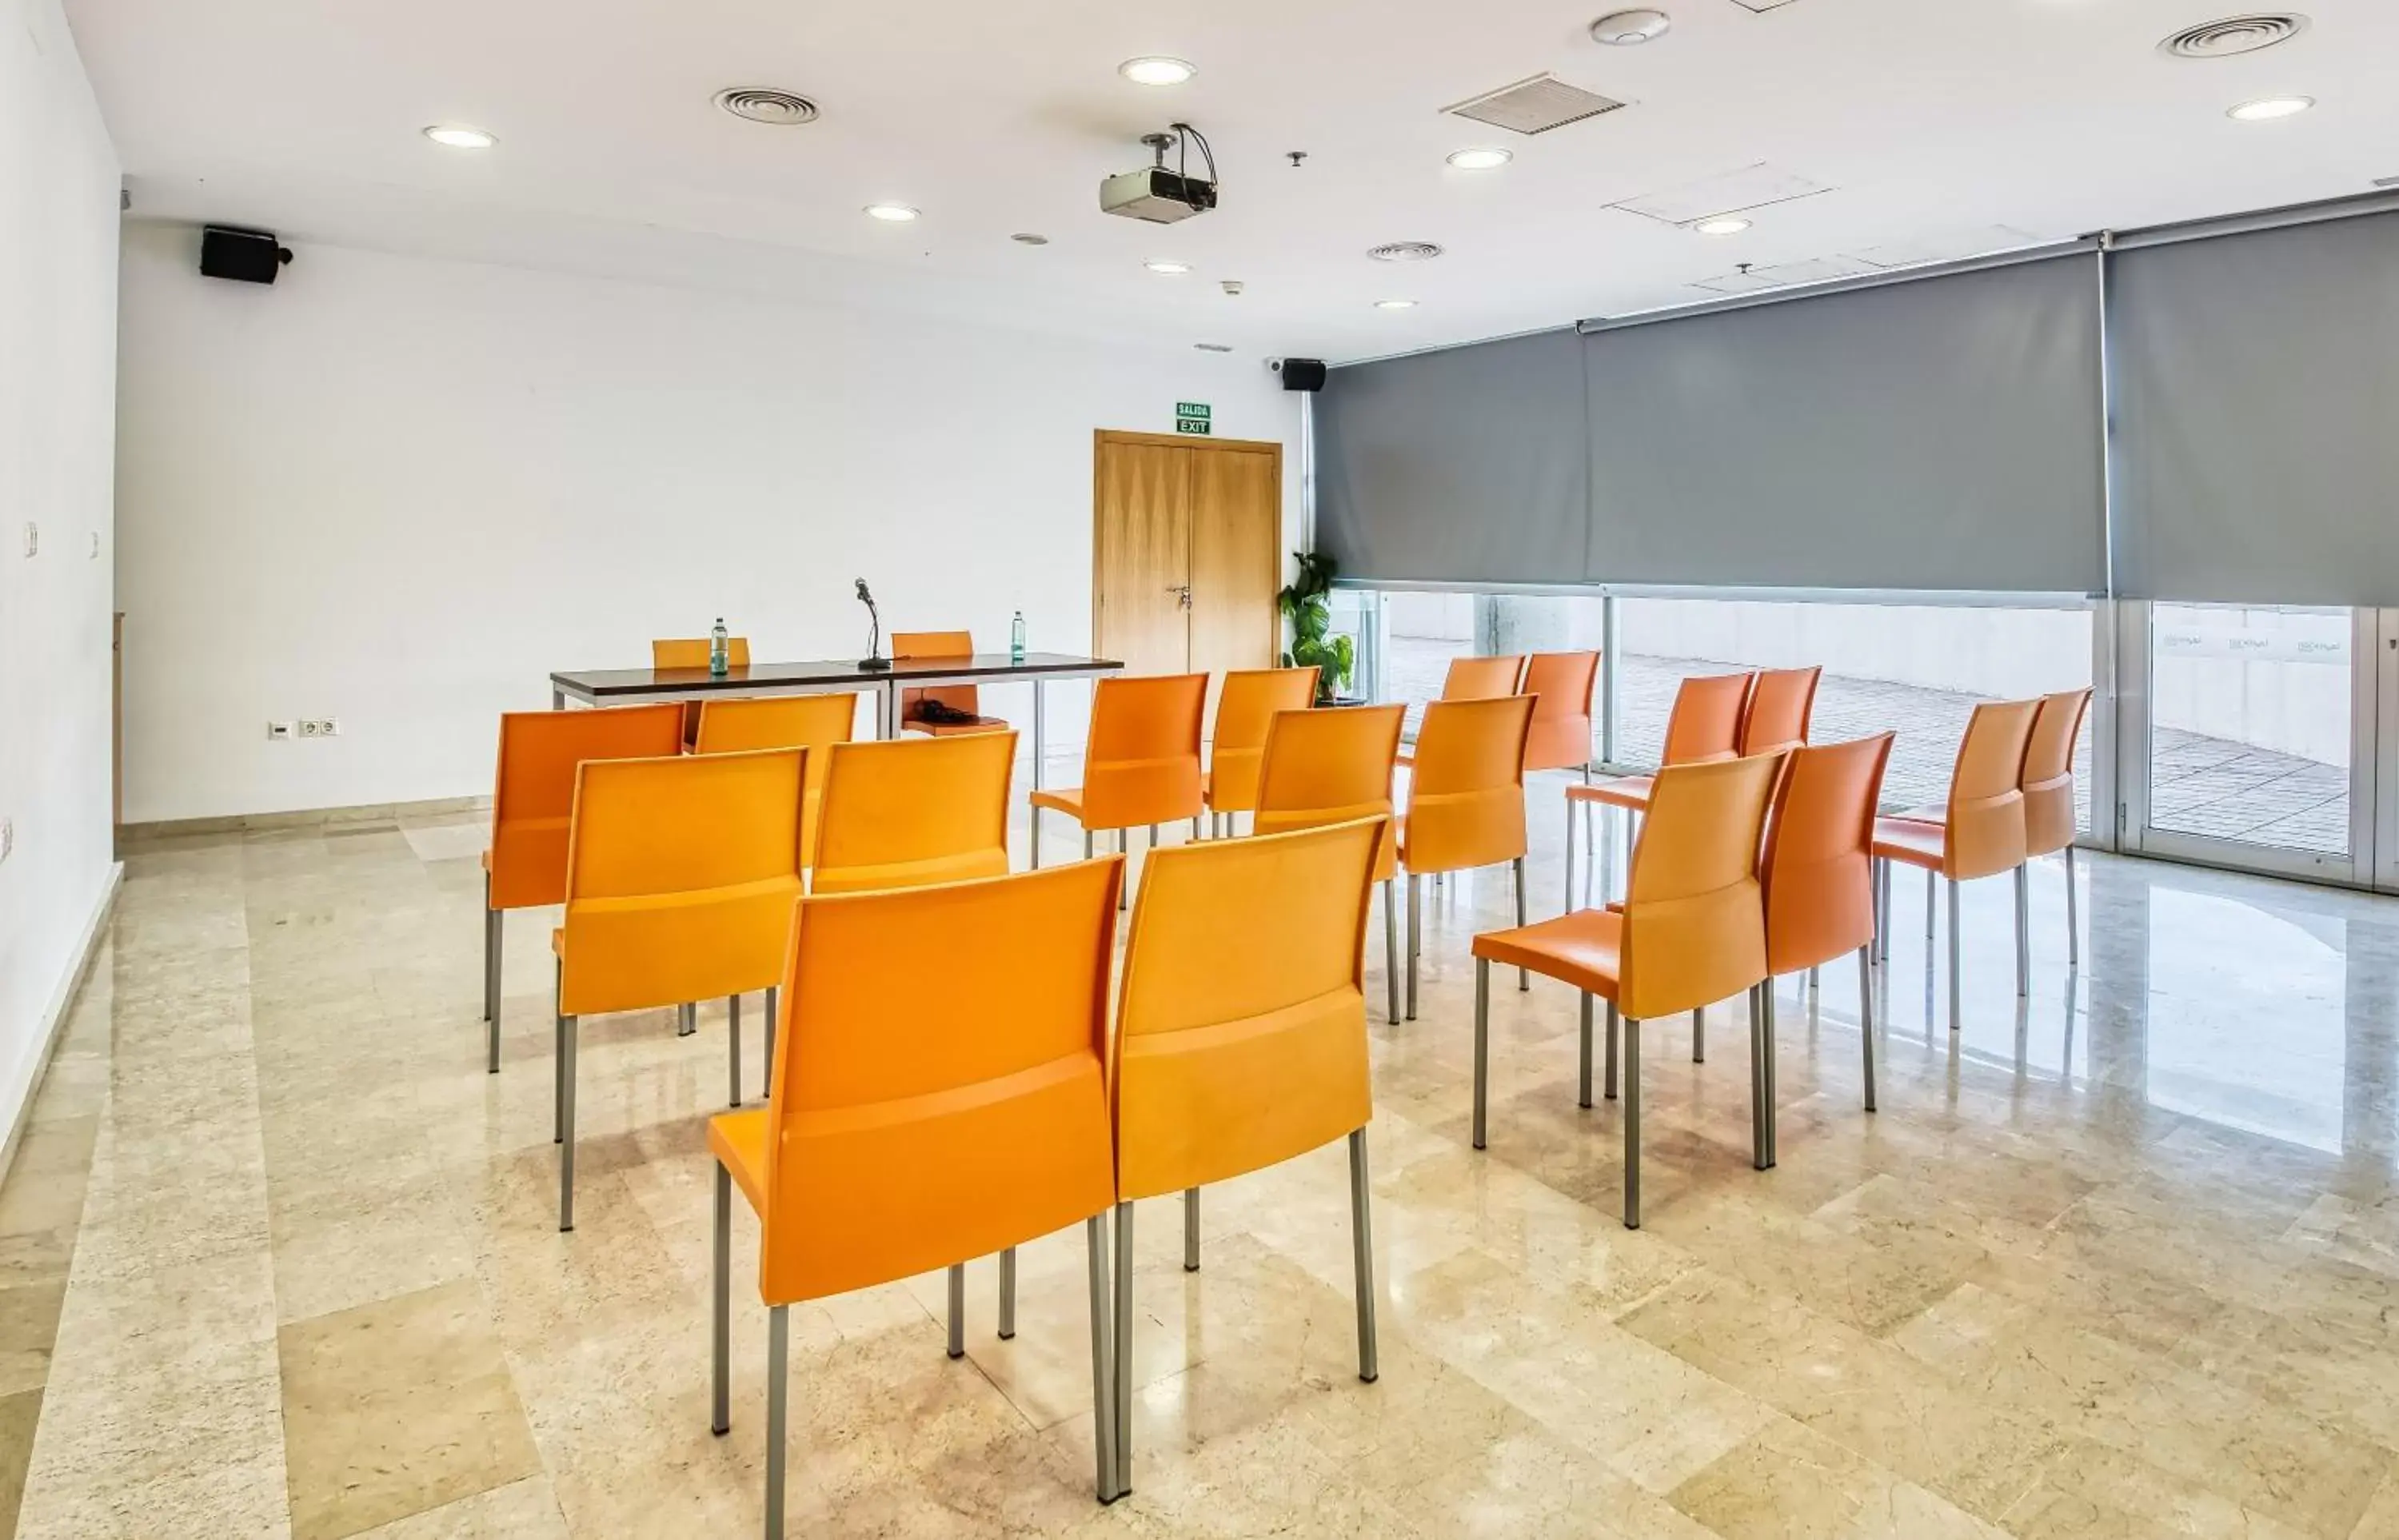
[1189,815,1200,843]
[1348,1129,1379,1383]
[483,876,501,1034]
[1605,1003,1619,1100]
[1184,1189,1200,1272]
[728,993,742,1109]
[2065,844,2080,966]
[1087,1214,1117,1502]
[2014,864,2030,996]
[1030,805,1041,870]
[557,1015,577,1232]
[946,1264,966,1358]
[1563,799,1577,916]
[1748,983,1767,1171]
[1084,828,1094,861]
[1762,984,1778,1167]
[1692,1005,1706,1064]
[712,1162,731,1434]
[1512,856,1529,990]
[999,1247,1017,1339]
[1382,880,1400,1025]
[1858,945,1878,1113]
[763,986,777,1097]
[679,1000,697,1038]
[1471,959,1490,1149]
[1926,868,1936,940]
[1578,991,1595,1109]
[1112,1200,1134,1498]
[1947,876,1962,1031]
[764,1304,788,1538]
[1623,1019,1643,1230]
[1406,875,1421,1020]
[552,959,565,1143]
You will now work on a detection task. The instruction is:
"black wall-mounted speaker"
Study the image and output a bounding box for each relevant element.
[1279,357,1327,393]
[200,225,293,285]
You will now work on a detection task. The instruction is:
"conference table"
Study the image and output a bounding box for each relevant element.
[546,652,1125,788]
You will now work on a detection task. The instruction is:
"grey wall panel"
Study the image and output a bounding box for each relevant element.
[2110,211,2399,605]
[1580,253,2106,592]
[1314,328,1588,584]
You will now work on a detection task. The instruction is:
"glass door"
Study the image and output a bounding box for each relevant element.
[2118,601,2374,884]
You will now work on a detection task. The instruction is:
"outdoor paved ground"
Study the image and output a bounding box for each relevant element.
[1385,640,2349,856]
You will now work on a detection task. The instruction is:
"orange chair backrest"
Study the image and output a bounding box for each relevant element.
[1520,651,1599,773]
[892,629,982,723]
[1078,673,1207,829]
[1255,702,1405,882]
[694,694,860,864]
[811,731,1016,896]
[1762,734,1894,975]
[489,704,686,910]
[1620,752,1782,1020]
[1739,666,1820,756]
[1661,673,1754,766]
[1207,667,1319,814]
[2022,687,2092,860]
[653,636,752,670]
[1441,653,1527,700]
[1114,818,1383,1201]
[1402,695,1536,874]
[559,748,806,1017]
[1942,698,2042,881]
[757,859,1121,1304]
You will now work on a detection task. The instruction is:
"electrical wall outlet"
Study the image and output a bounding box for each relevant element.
[297,720,324,738]
[21,523,35,558]
[315,718,341,737]
[267,721,293,740]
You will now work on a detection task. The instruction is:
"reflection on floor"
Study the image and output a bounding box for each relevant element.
[9,772,2399,1538]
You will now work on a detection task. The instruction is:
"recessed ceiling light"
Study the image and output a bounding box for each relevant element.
[1195,342,1235,353]
[1145,260,1192,275]
[713,88,818,126]
[1119,57,1196,86]
[2228,94,2314,121]
[1012,233,1050,245]
[1693,216,1752,236]
[1367,241,1445,262]
[422,126,495,150]
[1590,7,1673,45]
[1374,299,1418,310]
[863,203,920,222]
[1446,147,1514,171]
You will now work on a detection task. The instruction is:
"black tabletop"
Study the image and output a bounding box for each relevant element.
[552,652,1124,699]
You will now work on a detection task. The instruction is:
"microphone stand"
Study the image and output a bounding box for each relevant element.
[856,579,891,670]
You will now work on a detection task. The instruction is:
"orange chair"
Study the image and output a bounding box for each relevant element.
[554,748,807,1231]
[1471,752,1782,1227]
[1104,818,1386,1497]
[1872,698,2042,1030]
[1440,653,1528,700]
[1203,666,1319,837]
[654,636,752,744]
[1520,651,1600,776]
[1758,735,1894,1155]
[705,859,1125,1523]
[811,732,1015,896]
[482,704,686,1063]
[1028,675,1206,900]
[2022,687,2094,965]
[892,630,1008,735]
[1738,666,1821,756]
[693,694,859,867]
[1255,703,1407,1023]
[1399,695,1538,1018]
[1563,672,1754,910]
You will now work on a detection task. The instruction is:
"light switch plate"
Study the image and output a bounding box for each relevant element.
[21,523,36,557]
[267,721,293,741]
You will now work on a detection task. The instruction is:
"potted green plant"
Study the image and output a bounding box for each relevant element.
[1279,551,1354,704]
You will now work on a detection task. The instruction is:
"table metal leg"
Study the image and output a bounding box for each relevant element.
[1033,678,1046,790]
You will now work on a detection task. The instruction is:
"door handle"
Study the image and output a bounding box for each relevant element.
[1167,584,1192,609]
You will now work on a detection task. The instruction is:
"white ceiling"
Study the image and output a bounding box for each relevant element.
[66,0,2399,362]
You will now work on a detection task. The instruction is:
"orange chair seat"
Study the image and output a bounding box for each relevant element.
[709,1107,770,1214]
[902,716,1009,737]
[1870,816,1949,870]
[1470,909,1623,999]
[1567,774,1655,813]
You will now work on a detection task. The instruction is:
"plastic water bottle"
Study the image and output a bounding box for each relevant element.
[1010,610,1027,663]
[709,617,729,676]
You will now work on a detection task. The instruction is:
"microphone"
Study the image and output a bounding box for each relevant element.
[855,578,890,670]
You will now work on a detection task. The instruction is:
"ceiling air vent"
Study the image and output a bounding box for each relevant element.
[1367,241,1444,263]
[1443,74,1625,136]
[714,88,820,126]
[2158,13,2309,59]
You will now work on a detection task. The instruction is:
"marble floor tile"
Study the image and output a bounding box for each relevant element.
[9,776,2399,1537]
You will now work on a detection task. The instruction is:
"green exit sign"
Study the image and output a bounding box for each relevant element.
[1175,417,1211,435]
[1175,401,1211,434]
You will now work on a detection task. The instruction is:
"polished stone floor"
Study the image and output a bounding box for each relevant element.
[10,771,2399,1538]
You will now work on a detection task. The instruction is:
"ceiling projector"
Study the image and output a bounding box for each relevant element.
[1102,125,1219,224]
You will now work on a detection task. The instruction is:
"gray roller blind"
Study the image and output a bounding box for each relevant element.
[1582,253,2106,592]
[1314,328,1588,584]
[2110,211,2399,605]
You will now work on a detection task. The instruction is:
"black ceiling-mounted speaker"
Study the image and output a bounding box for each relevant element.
[1279,357,1327,393]
[200,225,293,285]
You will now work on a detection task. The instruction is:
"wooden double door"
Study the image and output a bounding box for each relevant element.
[1092,431,1283,702]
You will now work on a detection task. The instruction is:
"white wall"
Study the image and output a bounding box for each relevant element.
[114,229,1302,822]
[0,0,119,1127]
